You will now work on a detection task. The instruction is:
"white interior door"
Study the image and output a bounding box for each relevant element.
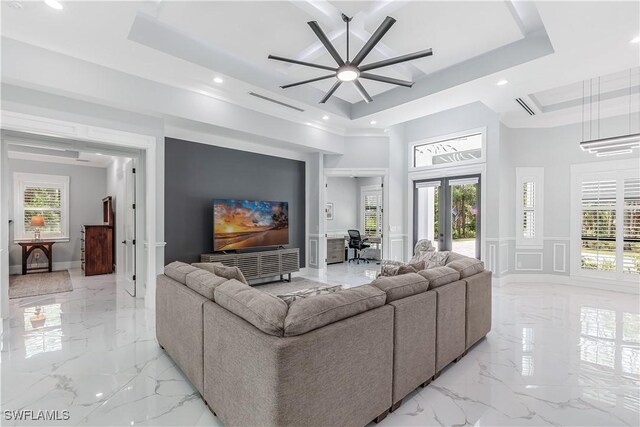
[123,160,136,296]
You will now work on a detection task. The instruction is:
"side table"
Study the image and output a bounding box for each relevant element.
[17,241,55,275]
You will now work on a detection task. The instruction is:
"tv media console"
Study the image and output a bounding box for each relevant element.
[200,248,299,282]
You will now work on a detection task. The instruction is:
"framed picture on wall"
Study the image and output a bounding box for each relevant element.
[326,203,334,220]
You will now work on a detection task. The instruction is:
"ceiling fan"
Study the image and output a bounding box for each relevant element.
[268,14,433,104]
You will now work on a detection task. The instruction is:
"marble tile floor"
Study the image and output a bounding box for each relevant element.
[1,267,638,426]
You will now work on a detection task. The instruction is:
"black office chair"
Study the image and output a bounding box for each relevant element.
[347,230,370,264]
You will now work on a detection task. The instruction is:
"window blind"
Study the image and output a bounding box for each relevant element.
[522,182,535,239]
[23,186,63,234]
[623,178,640,274]
[581,180,617,272]
[363,191,382,237]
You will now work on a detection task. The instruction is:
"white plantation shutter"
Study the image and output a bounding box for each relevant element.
[23,187,63,234]
[516,168,544,248]
[580,180,617,272]
[14,173,69,240]
[623,178,640,274]
[522,182,535,239]
[363,190,382,237]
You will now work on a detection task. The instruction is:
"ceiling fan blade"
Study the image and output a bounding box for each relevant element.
[359,48,433,72]
[353,80,373,103]
[281,74,336,89]
[319,81,342,103]
[268,55,336,72]
[308,21,345,66]
[359,73,414,87]
[350,16,396,66]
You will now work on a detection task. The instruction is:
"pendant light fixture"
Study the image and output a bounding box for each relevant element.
[579,69,640,156]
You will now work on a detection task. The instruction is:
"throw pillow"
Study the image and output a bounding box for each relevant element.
[415,251,450,266]
[192,262,248,284]
[396,260,426,275]
[277,285,343,306]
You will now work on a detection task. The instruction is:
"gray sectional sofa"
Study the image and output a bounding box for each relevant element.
[156,253,492,427]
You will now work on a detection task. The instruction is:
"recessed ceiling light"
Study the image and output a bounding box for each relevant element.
[370,120,377,125]
[631,36,640,44]
[213,77,223,84]
[43,0,63,10]
[95,153,103,156]
[305,122,311,126]
[322,115,329,120]
[496,79,509,86]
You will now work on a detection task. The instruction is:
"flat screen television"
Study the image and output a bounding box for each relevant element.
[213,199,289,251]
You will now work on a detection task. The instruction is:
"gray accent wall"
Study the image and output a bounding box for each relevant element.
[164,138,306,266]
[8,159,107,270]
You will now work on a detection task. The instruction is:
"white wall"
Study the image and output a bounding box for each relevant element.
[325,177,358,235]
[324,136,389,169]
[8,159,107,272]
[324,176,383,236]
[387,125,408,261]
[499,114,639,277]
[106,157,132,276]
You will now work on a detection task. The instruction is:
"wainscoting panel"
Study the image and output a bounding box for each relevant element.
[515,252,544,271]
[553,243,567,273]
[487,244,497,274]
[390,239,404,262]
[308,238,318,267]
[500,243,509,275]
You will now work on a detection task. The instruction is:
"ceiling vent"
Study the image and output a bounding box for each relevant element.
[515,97,536,116]
[248,92,305,112]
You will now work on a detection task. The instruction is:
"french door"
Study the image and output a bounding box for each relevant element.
[414,175,481,258]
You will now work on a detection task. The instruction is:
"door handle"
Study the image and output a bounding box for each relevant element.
[122,240,126,244]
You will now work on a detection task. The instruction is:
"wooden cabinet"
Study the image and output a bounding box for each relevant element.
[81,225,113,276]
[200,248,300,282]
[327,237,345,264]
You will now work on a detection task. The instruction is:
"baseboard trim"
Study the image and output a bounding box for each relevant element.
[9,261,81,275]
[494,273,639,294]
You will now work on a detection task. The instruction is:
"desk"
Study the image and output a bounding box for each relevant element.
[343,235,382,261]
[17,241,55,275]
[327,238,346,264]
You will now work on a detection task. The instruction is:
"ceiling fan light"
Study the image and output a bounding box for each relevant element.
[336,66,359,82]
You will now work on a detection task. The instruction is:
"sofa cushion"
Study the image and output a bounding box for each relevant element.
[165,261,200,284]
[444,252,466,263]
[185,269,227,300]
[418,266,460,288]
[214,279,288,336]
[446,256,485,279]
[371,273,430,303]
[192,262,248,284]
[277,285,343,306]
[284,285,386,337]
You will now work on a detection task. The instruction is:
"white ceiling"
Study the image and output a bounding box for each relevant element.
[1,0,639,131]
[9,150,117,168]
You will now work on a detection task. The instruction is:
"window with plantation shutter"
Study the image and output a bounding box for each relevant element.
[362,189,382,238]
[581,180,617,272]
[572,164,640,281]
[13,173,69,241]
[623,178,640,274]
[516,167,544,248]
[522,182,536,239]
